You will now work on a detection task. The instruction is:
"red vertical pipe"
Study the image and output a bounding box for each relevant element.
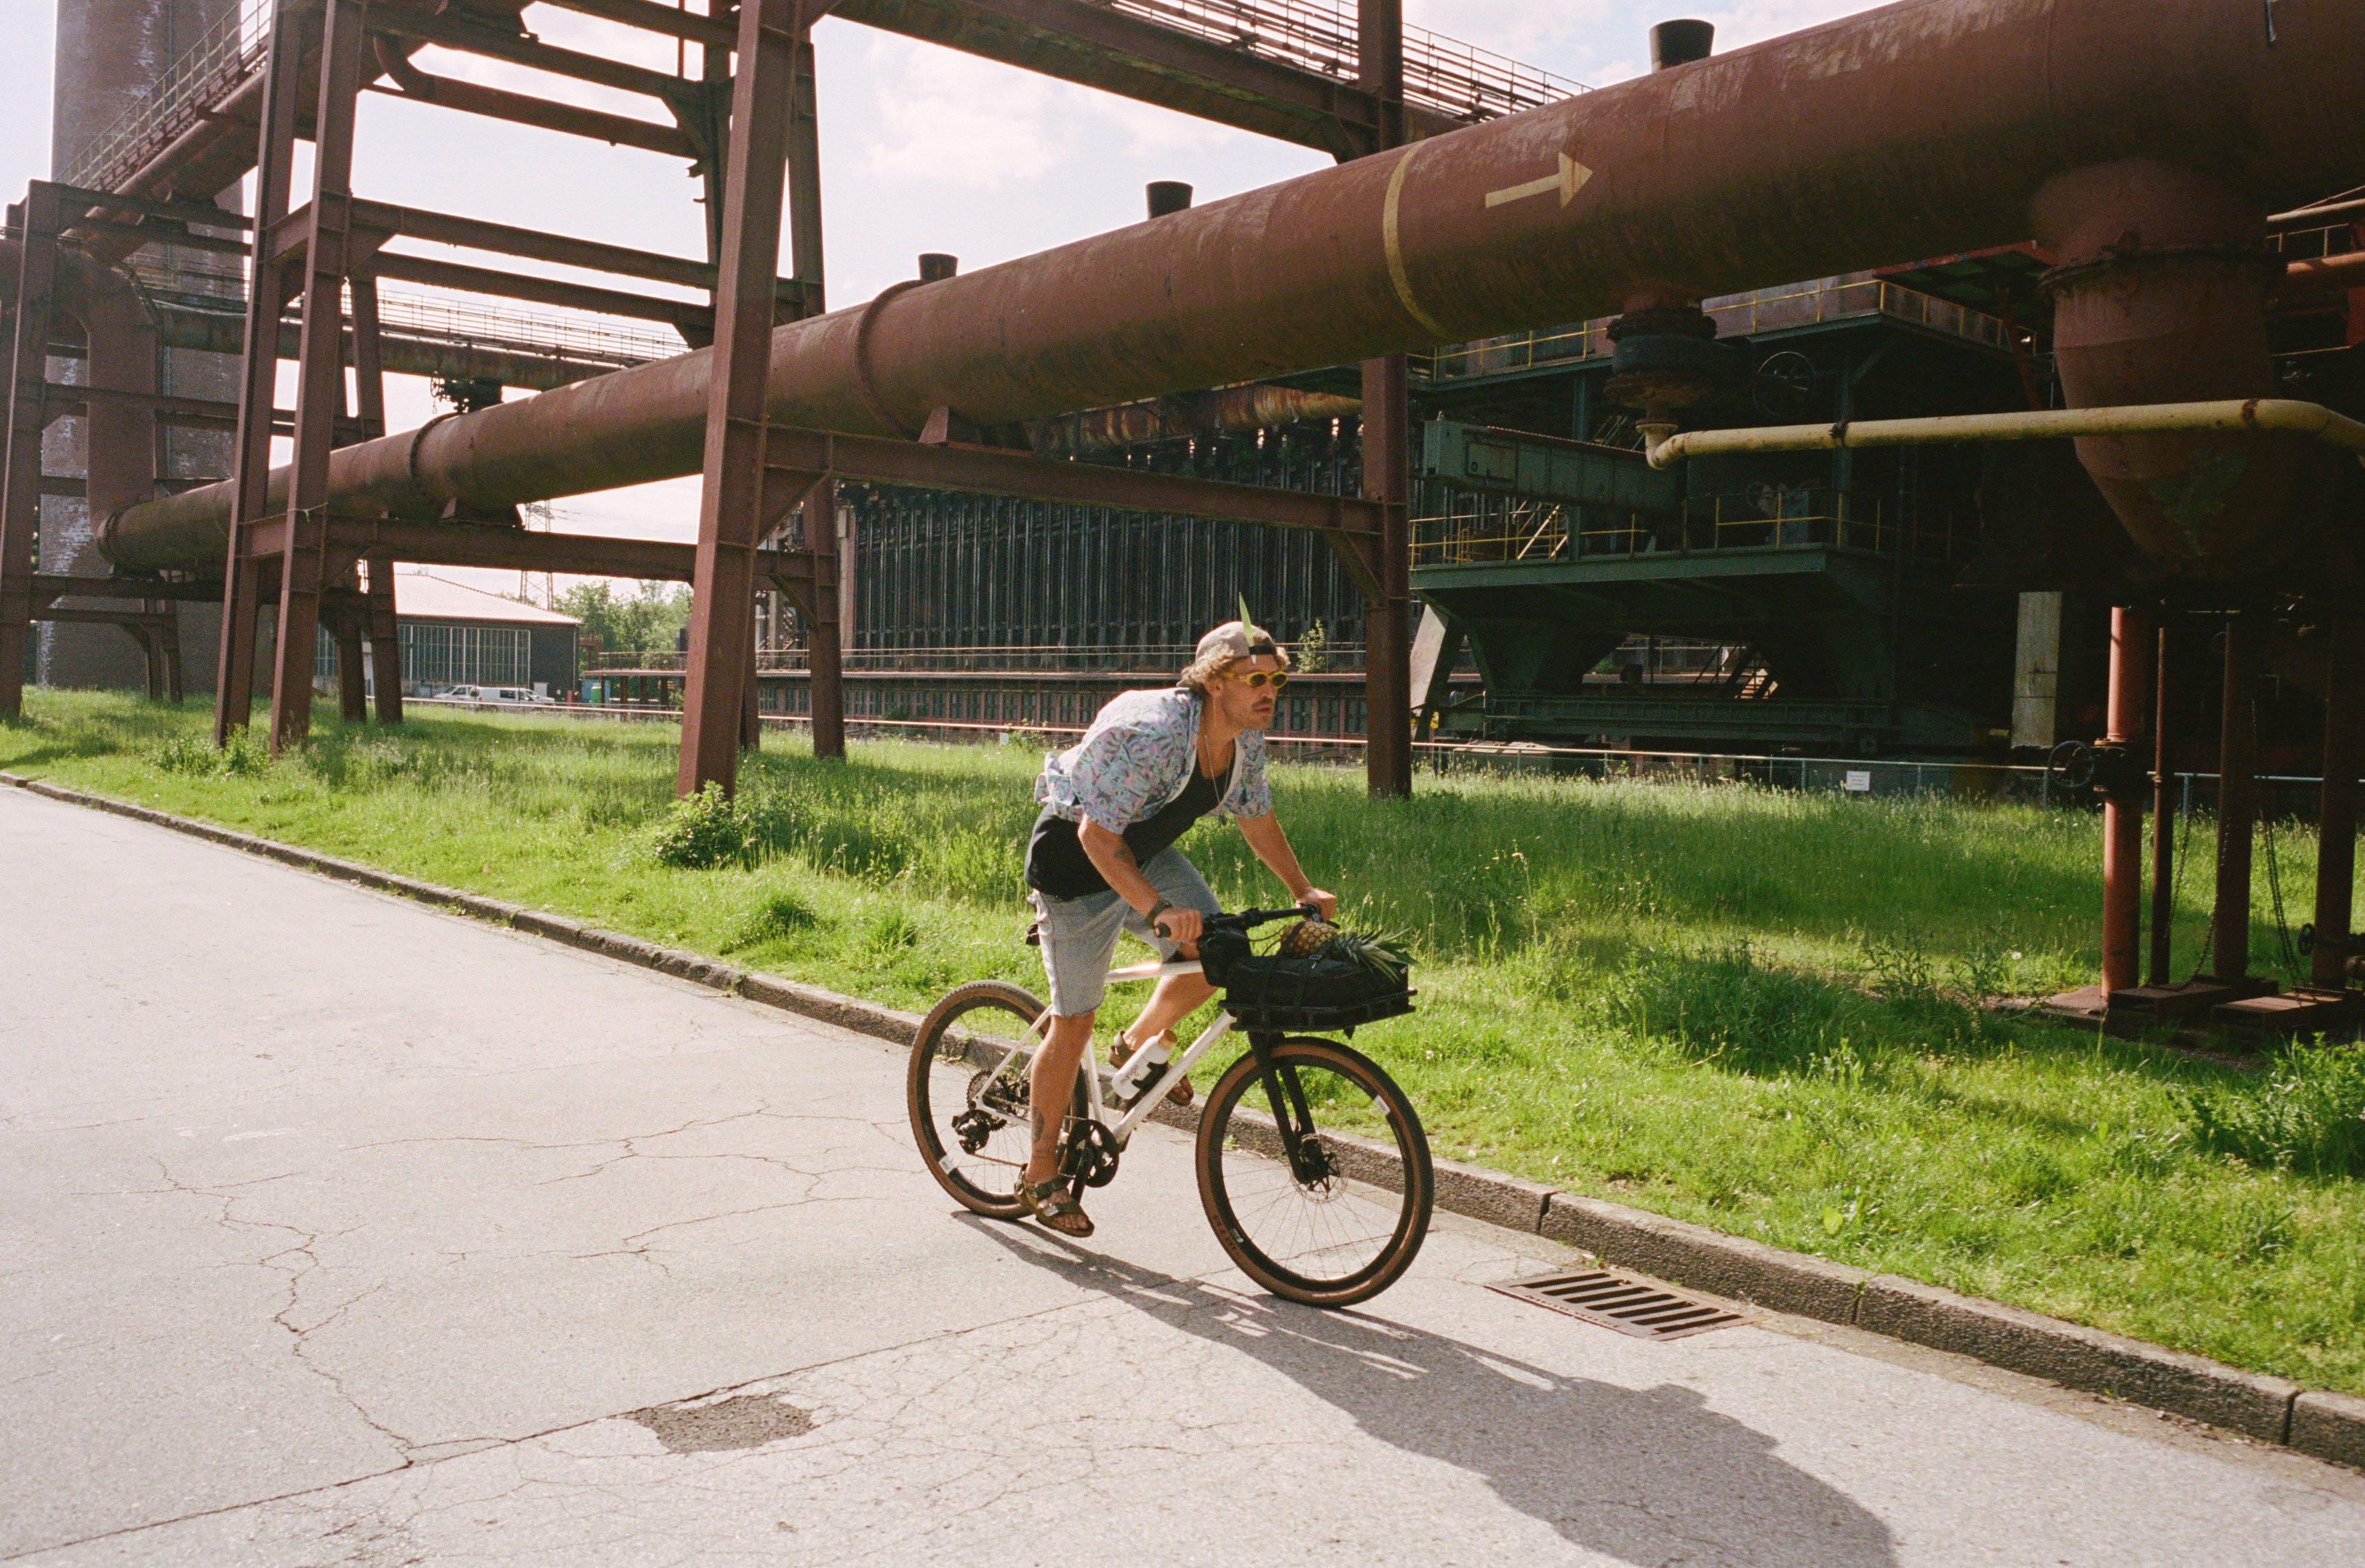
[216,0,306,743]
[678,0,798,797]
[2211,615,2262,981]
[2312,621,2363,990]
[2101,604,2152,994]
[2148,619,2176,985]
[267,0,369,755]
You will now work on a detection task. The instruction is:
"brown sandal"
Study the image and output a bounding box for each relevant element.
[1111,1028,1194,1107]
[1015,1177,1094,1237]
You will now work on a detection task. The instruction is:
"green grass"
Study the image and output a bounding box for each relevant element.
[7,690,2365,1394]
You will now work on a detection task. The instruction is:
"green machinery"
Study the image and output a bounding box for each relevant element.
[1405,271,2032,755]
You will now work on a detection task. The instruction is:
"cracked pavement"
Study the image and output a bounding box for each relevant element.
[5,788,2364,1566]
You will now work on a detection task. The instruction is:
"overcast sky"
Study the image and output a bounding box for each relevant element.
[1,1,1875,597]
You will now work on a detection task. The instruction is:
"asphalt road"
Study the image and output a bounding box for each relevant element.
[4,786,2362,1566]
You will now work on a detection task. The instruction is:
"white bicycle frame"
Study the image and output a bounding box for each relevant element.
[976,957,1235,1146]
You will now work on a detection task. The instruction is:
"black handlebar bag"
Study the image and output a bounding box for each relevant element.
[1198,926,1414,1034]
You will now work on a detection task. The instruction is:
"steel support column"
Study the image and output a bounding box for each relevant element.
[365,561,402,723]
[0,184,60,718]
[2312,620,2364,990]
[1355,0,1410,798]
[349,273,403,724]
[2208,614,2263,982]
[1358,355,1412,797]
[216,0,309,743]
[2101,604,2152,995]
[335,612,368,721]
[740,599,763,751]
[678,0,799,797]
[2148,619,2176,986]
[265,0,371,756]
[785,21,843,763]
[801,477,845,759]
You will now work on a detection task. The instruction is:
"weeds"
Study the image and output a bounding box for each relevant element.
[153,728,269,778]
[728,887,821,950]
[650,783,753,869]
[2176,1044,2365,1177]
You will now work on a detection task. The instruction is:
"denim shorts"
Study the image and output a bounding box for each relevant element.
[1029,847,1220,1017]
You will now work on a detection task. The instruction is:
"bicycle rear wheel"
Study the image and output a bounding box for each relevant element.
[1196,1034,1432,1308]
[908,979,1075,1219]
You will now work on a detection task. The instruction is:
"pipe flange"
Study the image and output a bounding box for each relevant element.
[853,278,926,440]
[2039,244,2286,297]
[406,410,459,497]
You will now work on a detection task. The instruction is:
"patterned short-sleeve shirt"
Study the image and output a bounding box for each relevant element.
[1035,688,1273,828]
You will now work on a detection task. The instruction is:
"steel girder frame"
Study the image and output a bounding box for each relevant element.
[251,0,371,756]
[679,0,804,798]
[1352,0,1414,798]
[0,185,63,716]
[216,1,307,744]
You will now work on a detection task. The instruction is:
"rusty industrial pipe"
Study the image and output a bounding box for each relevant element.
[1026,385,1361,456]
[2033,161,2325,578]
[99,0,2365,575]
[0,234,160,533]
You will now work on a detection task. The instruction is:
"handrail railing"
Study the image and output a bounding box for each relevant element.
[1414,487,1975,566]
[63,0,271,193]
[1413,276,2014,384]
[61,0,1579,200]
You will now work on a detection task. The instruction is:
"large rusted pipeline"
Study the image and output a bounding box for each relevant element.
[101,0,2365,575]
[0,235,160,532]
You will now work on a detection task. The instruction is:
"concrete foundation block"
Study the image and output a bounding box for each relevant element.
[1856,1275,2299,1443]
[1541,1193,1870,1323]
[2290,1390,2365,1471]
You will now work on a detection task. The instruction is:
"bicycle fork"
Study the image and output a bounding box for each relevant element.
[1247,1031,1330,1185]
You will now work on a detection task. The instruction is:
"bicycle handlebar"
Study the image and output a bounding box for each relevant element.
[1201,905,1323,933]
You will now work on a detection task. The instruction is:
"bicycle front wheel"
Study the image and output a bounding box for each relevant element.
[1196,1035,1432,1308]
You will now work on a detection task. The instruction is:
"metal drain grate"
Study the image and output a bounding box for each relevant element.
[1489,1268,1748,1340]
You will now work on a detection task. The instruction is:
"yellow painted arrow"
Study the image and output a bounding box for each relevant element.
[1484,151,1593,209]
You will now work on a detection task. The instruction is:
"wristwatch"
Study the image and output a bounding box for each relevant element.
[1145,898,1175,926]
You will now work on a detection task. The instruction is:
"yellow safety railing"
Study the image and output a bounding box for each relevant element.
[1413,487,1974,566]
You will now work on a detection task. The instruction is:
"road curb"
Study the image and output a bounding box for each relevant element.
[4,767,2358,1467]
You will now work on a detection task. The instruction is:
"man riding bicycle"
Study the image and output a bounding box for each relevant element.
[1017,617,1336,1237]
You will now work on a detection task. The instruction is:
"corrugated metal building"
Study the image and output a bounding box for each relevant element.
[316,575,579,697]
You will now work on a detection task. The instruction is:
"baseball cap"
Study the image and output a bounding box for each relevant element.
[1195,619,1277,665]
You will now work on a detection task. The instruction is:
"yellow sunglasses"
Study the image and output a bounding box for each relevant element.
[1229,669,1291,689]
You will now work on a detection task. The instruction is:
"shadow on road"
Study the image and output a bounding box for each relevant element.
[961,1216,1898,1568]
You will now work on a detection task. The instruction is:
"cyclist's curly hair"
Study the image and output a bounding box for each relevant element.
[1178,628,1291,692]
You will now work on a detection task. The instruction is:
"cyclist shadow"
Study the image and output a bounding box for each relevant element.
[960,1217,1899,1568]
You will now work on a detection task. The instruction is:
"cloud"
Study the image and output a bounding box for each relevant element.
[860,40,1065,189]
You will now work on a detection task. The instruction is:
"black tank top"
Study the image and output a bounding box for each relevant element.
[1025,763,1224,899]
